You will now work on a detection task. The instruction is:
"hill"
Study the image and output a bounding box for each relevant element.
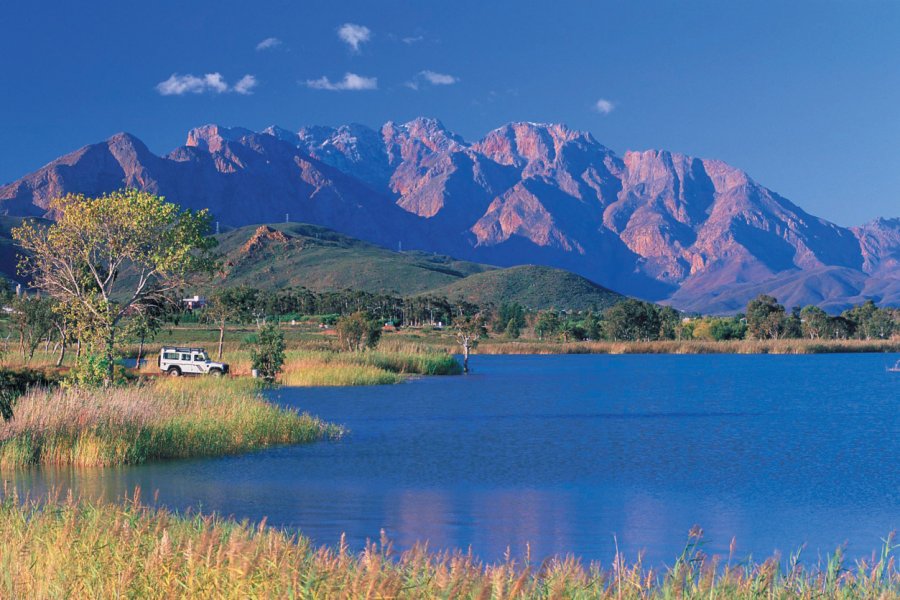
[213,223,493,295]
[427,265,623,311]
[212,224,623,310]
[0,216,33,283]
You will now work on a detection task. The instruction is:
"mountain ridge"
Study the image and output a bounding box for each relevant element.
[1,118,896,313]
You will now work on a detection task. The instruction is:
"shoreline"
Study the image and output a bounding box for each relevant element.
[469,338,900,356]
[2,494,898,598]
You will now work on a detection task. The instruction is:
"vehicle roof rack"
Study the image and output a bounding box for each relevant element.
[162,346,207,353]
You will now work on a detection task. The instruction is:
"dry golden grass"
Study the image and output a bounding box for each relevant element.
[2,492,899,599]
[0,377,341,467]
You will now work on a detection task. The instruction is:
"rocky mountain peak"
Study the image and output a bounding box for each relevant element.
[186,124,254,152]
[0,118,896,312]
[383,117,466,154]
[475,122,604,168]
[262,125,300,145]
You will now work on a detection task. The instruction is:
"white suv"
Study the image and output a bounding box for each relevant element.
[159,347,229,377]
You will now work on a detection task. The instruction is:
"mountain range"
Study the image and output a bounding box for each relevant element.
[1,118,897,313]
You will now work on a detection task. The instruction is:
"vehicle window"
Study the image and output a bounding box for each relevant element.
[181,354,191,361]
[163,352,178,360]
[194,355,205,362]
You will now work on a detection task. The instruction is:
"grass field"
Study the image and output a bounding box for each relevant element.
[0,377,342,467]
[2,493,898,599]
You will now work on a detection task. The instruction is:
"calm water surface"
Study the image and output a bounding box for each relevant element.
[6,354,900,564]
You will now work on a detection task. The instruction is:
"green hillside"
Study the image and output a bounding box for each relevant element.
[427,264,623,311]
[0,216,37,283]
[213,223,494,294]
[1,221,625,310]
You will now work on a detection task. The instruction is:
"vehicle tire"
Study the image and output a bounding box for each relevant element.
[209,368,223,377]
[167,367,181,377]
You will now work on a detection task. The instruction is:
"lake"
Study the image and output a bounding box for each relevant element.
[5,353,900,564]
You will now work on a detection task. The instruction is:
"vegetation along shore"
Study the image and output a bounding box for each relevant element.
[3,492,900,599]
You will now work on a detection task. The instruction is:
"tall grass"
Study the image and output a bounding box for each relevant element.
[0,378,342,467]
[2,493,899,598]
[189,349,462,387]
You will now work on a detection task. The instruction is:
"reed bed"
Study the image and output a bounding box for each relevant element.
[2,493,899,599]
[477,338,900,356]
[278,350,460,386]
[161,349,463,386]
[0,378,341,467]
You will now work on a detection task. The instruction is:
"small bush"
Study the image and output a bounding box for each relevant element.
[64,354,128,388]
[250,323,286,382]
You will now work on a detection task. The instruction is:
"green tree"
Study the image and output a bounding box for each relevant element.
[534,310,561,340]
[456,313,487,374]
[657,306,681,340]
[504,318,521,339]
[583,311,603,341]
[843,300,894,340]
[250,322,285,382]
[13,190,215,384]
[494,302,526,336]
[336,312,382,352]
[745,295,787,340]
[560,318,585,342]
[207,286,259,359]
[709,316,747,341]
[125,298,173,368]
[12,295,55,363]
[602,300,661,341]
[799,305,829,339]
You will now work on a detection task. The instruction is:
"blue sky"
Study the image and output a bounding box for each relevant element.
[1,0,898,225]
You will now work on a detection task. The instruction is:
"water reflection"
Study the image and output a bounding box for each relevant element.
[4,353,899,564]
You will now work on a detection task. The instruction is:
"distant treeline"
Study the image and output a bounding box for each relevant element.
[191,287,897,342]
[3,280,897,351]
[512,295,898,342]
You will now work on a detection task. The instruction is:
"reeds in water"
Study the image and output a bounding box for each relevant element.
[0,378,341,467]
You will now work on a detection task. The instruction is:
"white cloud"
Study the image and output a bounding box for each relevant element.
[256,37,282,51]
[338,23,371,52]
[402,35,424,45]
[405,70,459,90]
[233,74,258,95]
[420,70,458,85]
[593,98,615,115]
[203,73,228,93]
[305,72,377,91]
[156,73,256,96]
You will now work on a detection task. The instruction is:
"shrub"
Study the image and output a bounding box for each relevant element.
[336,312,382,351]
[64,354,128,388]
[250,323,286,382]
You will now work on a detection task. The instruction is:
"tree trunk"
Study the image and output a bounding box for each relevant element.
[462,339,470,374]
[136,333,145,369]
[75,339,82,360]
[217,319,226,360]
[105,329,116,386]
[56,339,66,367]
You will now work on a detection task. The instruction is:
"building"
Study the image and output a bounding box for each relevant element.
[182,295,207,310]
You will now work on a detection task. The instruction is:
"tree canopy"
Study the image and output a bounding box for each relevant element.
[12,190,215,382]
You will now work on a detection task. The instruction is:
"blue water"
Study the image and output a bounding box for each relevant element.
[5,354,900,564]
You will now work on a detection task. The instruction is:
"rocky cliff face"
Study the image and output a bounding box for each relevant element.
[1,119,897,312]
